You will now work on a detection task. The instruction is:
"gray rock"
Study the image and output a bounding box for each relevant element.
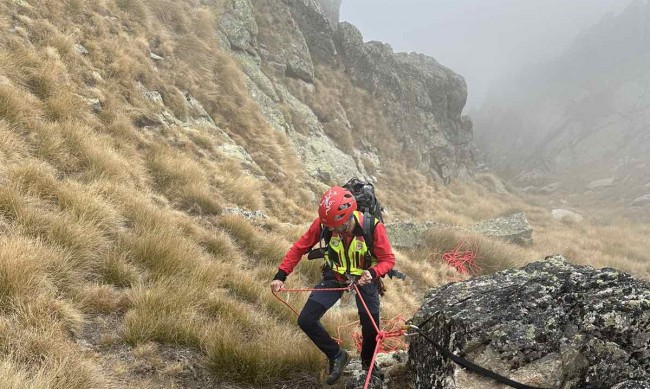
[316,0,341,29]
[149,52,163,61]
[253,0,315,82]
[285,0,338,64]
[223,207,267,220]
[471,212,532,246]
[144,90,163,105]
[587,177,615,189]
[551,209,584,223]
[611,381,650,389]
[344,351,408,389]
[286,56,314,82]
[385,222,449,250]
[631,194,650,207]
[409,256,650,389]
[182,92,216,127]
[74,43,89,55]
[539,181,561,194]
[276,85,366,182]
[219,0,258,53]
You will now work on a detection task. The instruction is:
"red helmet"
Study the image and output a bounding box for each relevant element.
[318,186,356,228]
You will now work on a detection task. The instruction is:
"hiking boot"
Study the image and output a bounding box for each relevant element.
[362,359,384,381]
[326,349,350,385]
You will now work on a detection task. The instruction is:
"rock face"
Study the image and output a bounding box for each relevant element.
[316,0,342,29]
[217,0,475,184]
[408,256,650,389]
[336,22,475,182]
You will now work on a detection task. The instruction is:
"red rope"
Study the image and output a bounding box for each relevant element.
[271,286,350,316]
[272,284,407,389]
[352,284,405,389]
[442,239,480,276]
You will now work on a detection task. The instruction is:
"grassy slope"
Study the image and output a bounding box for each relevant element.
[0,1,647,388]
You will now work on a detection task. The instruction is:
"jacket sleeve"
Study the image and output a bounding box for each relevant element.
[368,222,395,278]
[274,218,322,280]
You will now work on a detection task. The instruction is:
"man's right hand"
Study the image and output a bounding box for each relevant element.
[270,279,284,292]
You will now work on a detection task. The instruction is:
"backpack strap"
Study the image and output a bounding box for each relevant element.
[321,224,332,246]
[362,211,377,256]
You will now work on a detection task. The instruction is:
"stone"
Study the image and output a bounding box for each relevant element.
[182,92,216,127]
[551,209,584,223]
[408,256,650,389]
[85,98,102,113]
[285,0,338,64]
[631,194,650,207]
[471,212,533,246]
[539,181,561,194]
[384,222,449,250]
[587,177,615,189]
[315,0,341,29]
[219,0,258,52]
[74,43,89,55]
[149,52,164,61]
[143,90,163,105]
[611,381,650,389]
[222,207,268,220]
[286,56,314,82]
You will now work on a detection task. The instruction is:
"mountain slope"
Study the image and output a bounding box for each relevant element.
[0,0,479,387]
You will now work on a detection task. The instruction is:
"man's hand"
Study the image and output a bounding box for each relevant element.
[358,270,372,286]
[270,279,284,292]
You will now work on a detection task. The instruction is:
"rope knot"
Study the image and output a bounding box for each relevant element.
[376,331,387,342]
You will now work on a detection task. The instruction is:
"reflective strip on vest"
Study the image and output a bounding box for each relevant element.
[326,211,378,276]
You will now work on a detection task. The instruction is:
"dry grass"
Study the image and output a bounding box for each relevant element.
[204,319,323,385]
[216,214,290,267]
[123,280,205,347]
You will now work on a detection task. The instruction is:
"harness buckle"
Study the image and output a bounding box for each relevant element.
[344,274,358,294]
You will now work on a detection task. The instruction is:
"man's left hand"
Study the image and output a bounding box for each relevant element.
[358,270,372,286]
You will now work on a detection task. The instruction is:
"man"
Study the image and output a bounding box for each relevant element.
[270,186,395,385]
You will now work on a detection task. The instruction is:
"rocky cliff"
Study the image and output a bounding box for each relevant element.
[408,256,650,389]
[475,0,650,210]
[218,0,475,184]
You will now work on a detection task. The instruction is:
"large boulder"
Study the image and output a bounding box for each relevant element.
[408,256,650,389]
[384,222,449,250]
[471,212,533,246]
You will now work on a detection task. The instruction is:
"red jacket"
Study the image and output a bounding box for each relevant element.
[276,216,395,280]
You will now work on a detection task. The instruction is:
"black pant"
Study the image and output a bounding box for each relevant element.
[297,277,381,361]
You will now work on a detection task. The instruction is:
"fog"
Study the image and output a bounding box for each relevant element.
[340,0,626,109]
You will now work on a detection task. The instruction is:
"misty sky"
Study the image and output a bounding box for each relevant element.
[340,0,628,110]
